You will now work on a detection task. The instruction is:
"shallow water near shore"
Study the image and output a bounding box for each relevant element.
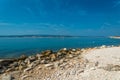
[0,37,120,58]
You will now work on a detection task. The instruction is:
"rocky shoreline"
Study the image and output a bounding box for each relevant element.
[0,45,119,80]
[0,48,85,74]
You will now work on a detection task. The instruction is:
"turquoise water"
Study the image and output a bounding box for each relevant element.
[0,37,120,58]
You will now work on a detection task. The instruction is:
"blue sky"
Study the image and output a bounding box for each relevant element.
[0,0,120,36]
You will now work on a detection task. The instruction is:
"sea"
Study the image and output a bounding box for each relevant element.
[0,37,120,58]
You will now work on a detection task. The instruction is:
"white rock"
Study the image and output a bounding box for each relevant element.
[63,48,67,51]
[100,45,106,48]
[72,49,76,52]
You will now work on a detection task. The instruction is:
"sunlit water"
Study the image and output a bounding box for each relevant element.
[0,37,120,58]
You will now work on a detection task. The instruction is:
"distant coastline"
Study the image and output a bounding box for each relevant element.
[0,35,79,38]
[109,36,120,39]
[0,35,105,38]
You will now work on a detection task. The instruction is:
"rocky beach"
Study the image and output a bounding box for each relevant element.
[1,0,120,80]
[0,46,120,80]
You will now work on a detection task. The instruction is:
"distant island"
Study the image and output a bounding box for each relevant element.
[0,35,79,38]
[109,36,120,39]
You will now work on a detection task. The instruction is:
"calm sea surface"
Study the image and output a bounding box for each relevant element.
[0,37,120,58]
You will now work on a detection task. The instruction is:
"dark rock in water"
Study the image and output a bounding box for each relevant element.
[2,74,12,80]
